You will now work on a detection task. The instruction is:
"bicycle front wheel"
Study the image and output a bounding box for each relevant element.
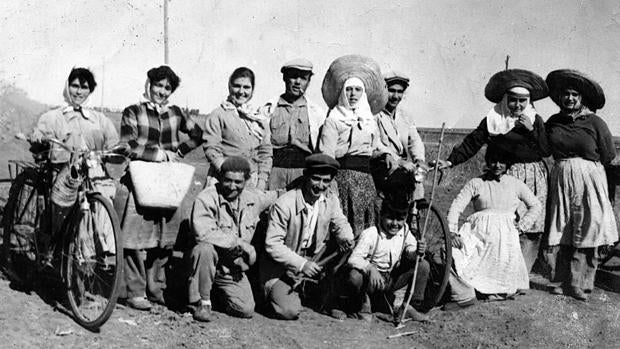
[416,201,451,310]
[63,193,123,330]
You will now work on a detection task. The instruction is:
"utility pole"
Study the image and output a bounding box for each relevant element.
[100,58,105,109]
[164,0,169,64]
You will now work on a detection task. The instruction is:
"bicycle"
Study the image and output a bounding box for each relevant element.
[2,135,128,330]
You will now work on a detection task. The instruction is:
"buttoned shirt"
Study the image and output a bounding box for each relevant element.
[376,108,425,162]
[191,186,277,249]
[300,194,325,249]
[36,106,119,162]
[270,96,312,153]
[121,102,202,162]
[348,226,417,273]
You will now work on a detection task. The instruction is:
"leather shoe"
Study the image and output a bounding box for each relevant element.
[193,302,213,322]
[548,285,564,295]
[126,297,152,311]
[443,298,476,311]
[570,287,588,301]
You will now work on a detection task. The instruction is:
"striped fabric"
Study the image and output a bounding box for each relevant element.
[121,102,202,161]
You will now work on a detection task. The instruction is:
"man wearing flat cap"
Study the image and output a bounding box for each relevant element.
[265,59,327,191]
[372,71,426,202]
[186,156,277,322]
[260,153,354,320]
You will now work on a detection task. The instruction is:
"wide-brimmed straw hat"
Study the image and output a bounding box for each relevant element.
[321,55,388,114]
[484,69,548,103]
[546,69,605,110]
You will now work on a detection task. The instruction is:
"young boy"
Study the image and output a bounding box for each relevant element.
[345,200,429,321]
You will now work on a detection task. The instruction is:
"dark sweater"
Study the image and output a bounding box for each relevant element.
[546,112,615,165]
[447,115,550,166]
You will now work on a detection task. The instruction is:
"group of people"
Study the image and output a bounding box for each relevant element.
[27,54,619,326]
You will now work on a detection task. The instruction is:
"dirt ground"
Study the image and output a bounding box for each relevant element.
[1,271,620,349]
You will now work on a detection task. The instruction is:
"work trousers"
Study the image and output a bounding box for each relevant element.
[344,259,430,314]
[186,243,254,318]
[122,247,170,302]
[546,245,602,291]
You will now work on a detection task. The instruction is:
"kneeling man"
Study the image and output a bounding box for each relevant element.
[187,156,275,322]
[261,154,354,320]
[345,200,429,322]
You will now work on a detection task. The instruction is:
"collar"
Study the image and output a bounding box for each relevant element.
[378,226,405,240]
[294,187,325,214]
[216,188,256,211]
[61,105,93,121]
[278,95,307,108]
[380,107,396,118]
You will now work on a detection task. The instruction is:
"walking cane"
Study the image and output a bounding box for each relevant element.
[395,122,446,329]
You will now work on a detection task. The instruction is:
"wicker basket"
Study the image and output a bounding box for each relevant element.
[129,161,195,210]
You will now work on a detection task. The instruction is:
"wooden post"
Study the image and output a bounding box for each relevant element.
[164,0,169,64]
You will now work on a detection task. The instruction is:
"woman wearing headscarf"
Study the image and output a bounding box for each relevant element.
[436,69,550,273]
[116,65,203,310]
[202,67,272,190]
[544,69,618,301]
[318,55,389,236]
[32,67,119,261]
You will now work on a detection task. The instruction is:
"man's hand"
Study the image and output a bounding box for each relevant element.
[417,238,426,255]
[451,233,463,249]
[368,265,385,293]
[398,159,417,172]
[239,241,257,266]
[337,238,354,253]
[429,159,451,170]
[301,261,322,278]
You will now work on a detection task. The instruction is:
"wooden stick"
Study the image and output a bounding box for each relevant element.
[395,122,446,327]
[388,331,416,339]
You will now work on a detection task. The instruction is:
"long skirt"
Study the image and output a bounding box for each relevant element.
[335,156,376,237]
[545,158,618,248]
[506,161,547,234]
[452,210,529,294]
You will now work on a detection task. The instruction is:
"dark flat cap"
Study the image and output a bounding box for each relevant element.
[281,58,313,73]
[305,154,340,171]
[546,69,605,110]
[484,69,548,103]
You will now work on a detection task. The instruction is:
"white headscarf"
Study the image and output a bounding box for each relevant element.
[329,77,375,129]
[221,85,268,141]
[486,86,537,135]
[142,79,170,114]
[62,76,93,119]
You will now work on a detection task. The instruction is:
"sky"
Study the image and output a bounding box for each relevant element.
[2,0,620,131]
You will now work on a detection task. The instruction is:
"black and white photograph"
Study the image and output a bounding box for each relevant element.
[1,1,620,348]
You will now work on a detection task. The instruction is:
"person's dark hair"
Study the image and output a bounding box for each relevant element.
[147,66,181,92]
[68,68,97,92]
[220,156,252,180]
[229,67,255,88]
[380,200,410,219]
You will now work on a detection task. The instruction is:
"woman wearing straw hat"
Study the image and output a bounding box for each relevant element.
[435,69,550,273]
[318,55,389,236]
[116,65,203,310]
[544,69,618,301]
[202,67,272,190]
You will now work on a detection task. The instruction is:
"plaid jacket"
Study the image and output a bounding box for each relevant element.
[121,102,202,161]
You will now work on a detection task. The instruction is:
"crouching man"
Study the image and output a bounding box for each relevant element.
[260,154,354,320]
[186,156,276,322]
[344,200,430,322]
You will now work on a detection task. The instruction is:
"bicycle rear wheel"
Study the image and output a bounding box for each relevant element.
[415,201,451,310]
[63,193,123,330]
[2,169,42,282]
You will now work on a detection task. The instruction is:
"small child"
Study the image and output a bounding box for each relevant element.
[344,200,429,322]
